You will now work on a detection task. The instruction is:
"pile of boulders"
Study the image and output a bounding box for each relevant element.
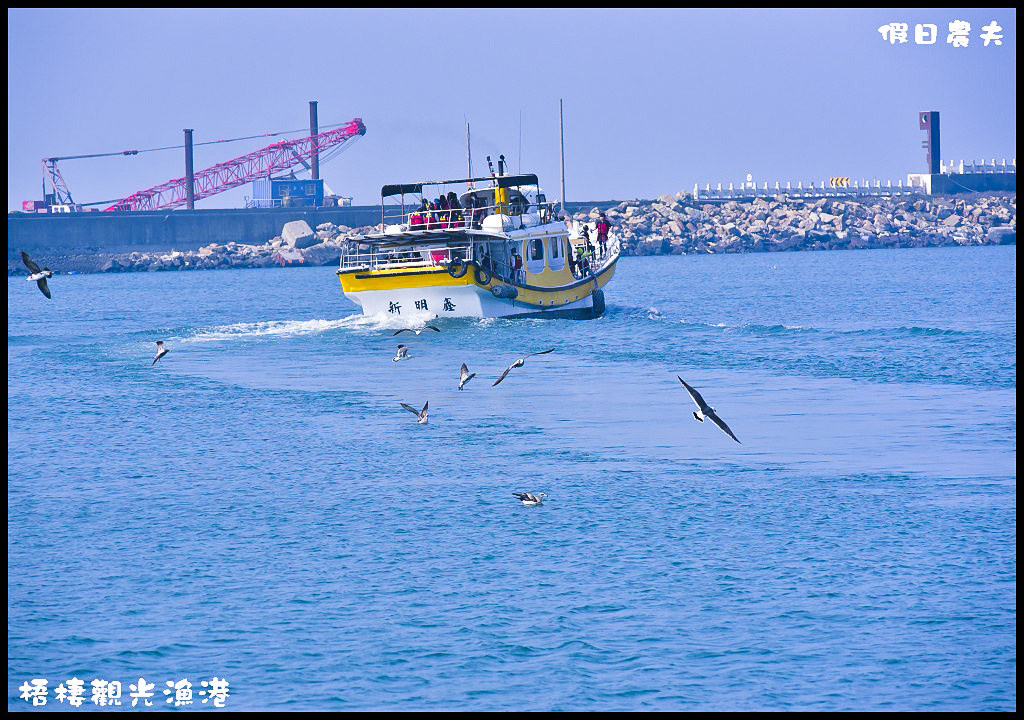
[575,191,1015,255]
[66,219,378,273]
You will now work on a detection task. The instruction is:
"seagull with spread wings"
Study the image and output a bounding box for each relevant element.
[393,326,440,336]
[152,341,169,364]
[21,251,54,299]
[677,376,741,443]
[392,344,411,362]
[458,363,476,391]
[492,348,555,386]
[400,401,429,424]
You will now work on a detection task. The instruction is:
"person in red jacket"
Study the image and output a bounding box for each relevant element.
[511,250,524,283]
[596,212,610,255]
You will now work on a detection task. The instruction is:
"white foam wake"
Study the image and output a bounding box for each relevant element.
[175,311,453,344]
[180,317,360,343]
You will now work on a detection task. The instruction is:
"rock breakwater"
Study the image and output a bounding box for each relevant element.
[581,191,1015,256]
[8,192,1014,275]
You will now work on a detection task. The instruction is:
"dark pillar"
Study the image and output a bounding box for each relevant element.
[309,101,319,182]
[184,128,195,210]
[919,111,940,175]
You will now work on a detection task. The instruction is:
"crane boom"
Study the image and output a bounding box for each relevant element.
[103,118,365,212]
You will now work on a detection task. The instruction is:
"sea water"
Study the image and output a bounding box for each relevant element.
[7,246,1016,711]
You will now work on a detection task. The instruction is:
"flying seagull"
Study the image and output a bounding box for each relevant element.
[492,348,555,386]
[21,251,53,299]
[458,363,476,391]
[513,492,546,506]
[677,377,741,443]
[400,401,429,424]
[393,326,440,336]
[152,341,169,364]
[392,344,411,362]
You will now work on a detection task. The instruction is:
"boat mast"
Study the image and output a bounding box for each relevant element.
[559,99,566,218]
[466,121,472,186]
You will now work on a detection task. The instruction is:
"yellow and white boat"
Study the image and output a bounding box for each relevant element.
[337,171,618,320]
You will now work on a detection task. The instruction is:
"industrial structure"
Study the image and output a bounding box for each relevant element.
[22,103,365,214]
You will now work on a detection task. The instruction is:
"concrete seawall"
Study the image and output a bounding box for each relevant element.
[7,206,384,260]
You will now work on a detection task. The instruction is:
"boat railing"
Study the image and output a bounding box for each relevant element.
[382,199,560,230]
[339,242,474,272]
[569,233,620,279]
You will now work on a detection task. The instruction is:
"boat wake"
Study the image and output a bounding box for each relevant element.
[603,304,665,322]
[177,317,362,344]
[172,310,485,345]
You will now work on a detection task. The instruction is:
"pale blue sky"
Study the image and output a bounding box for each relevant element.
[6,8,1017,211]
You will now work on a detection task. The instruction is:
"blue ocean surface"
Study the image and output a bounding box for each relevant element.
[8,246,1016,711]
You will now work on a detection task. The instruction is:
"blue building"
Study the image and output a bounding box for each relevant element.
[249,178,325,208]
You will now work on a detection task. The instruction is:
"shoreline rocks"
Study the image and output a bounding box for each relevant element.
[577,191,1015,256]
[7,192,1015,275]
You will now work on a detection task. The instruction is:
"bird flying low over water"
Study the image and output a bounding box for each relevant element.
[514,492,546,506]
[400,401,429,424]
[458,363,476,391]
[677,376,741,443]
[21,251,54,299]
[152,341,169,364]
[393,344,411,362]
[393,326,440,336]
[492,348,555,386]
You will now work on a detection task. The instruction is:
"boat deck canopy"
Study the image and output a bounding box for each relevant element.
[381,174,539,199]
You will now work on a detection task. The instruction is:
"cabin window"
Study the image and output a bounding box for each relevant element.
[525,238,546,275]
[510,192,528,215]
[548,236,566,272]
[531,238,545,261]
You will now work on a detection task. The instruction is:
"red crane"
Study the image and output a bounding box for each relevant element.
[103,118,365,212]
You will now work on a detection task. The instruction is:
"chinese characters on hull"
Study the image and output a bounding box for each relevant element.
[388,298,457,314]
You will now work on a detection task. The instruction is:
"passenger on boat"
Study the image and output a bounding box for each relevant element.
[580,224,599,263]
[476,244,493,275]
[568,251,578,277]
[444,195,455,228]
[512,251,524,284]
[596,212,610,254]
[577,243,592,275]
[539,202,550,223]
[410,199,429,229]
[427,198,440,230]
[471,195,487,228]
[437,196,450,229]
[446,192,462,228]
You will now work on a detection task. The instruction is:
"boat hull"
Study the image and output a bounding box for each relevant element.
[338,261,616,320]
